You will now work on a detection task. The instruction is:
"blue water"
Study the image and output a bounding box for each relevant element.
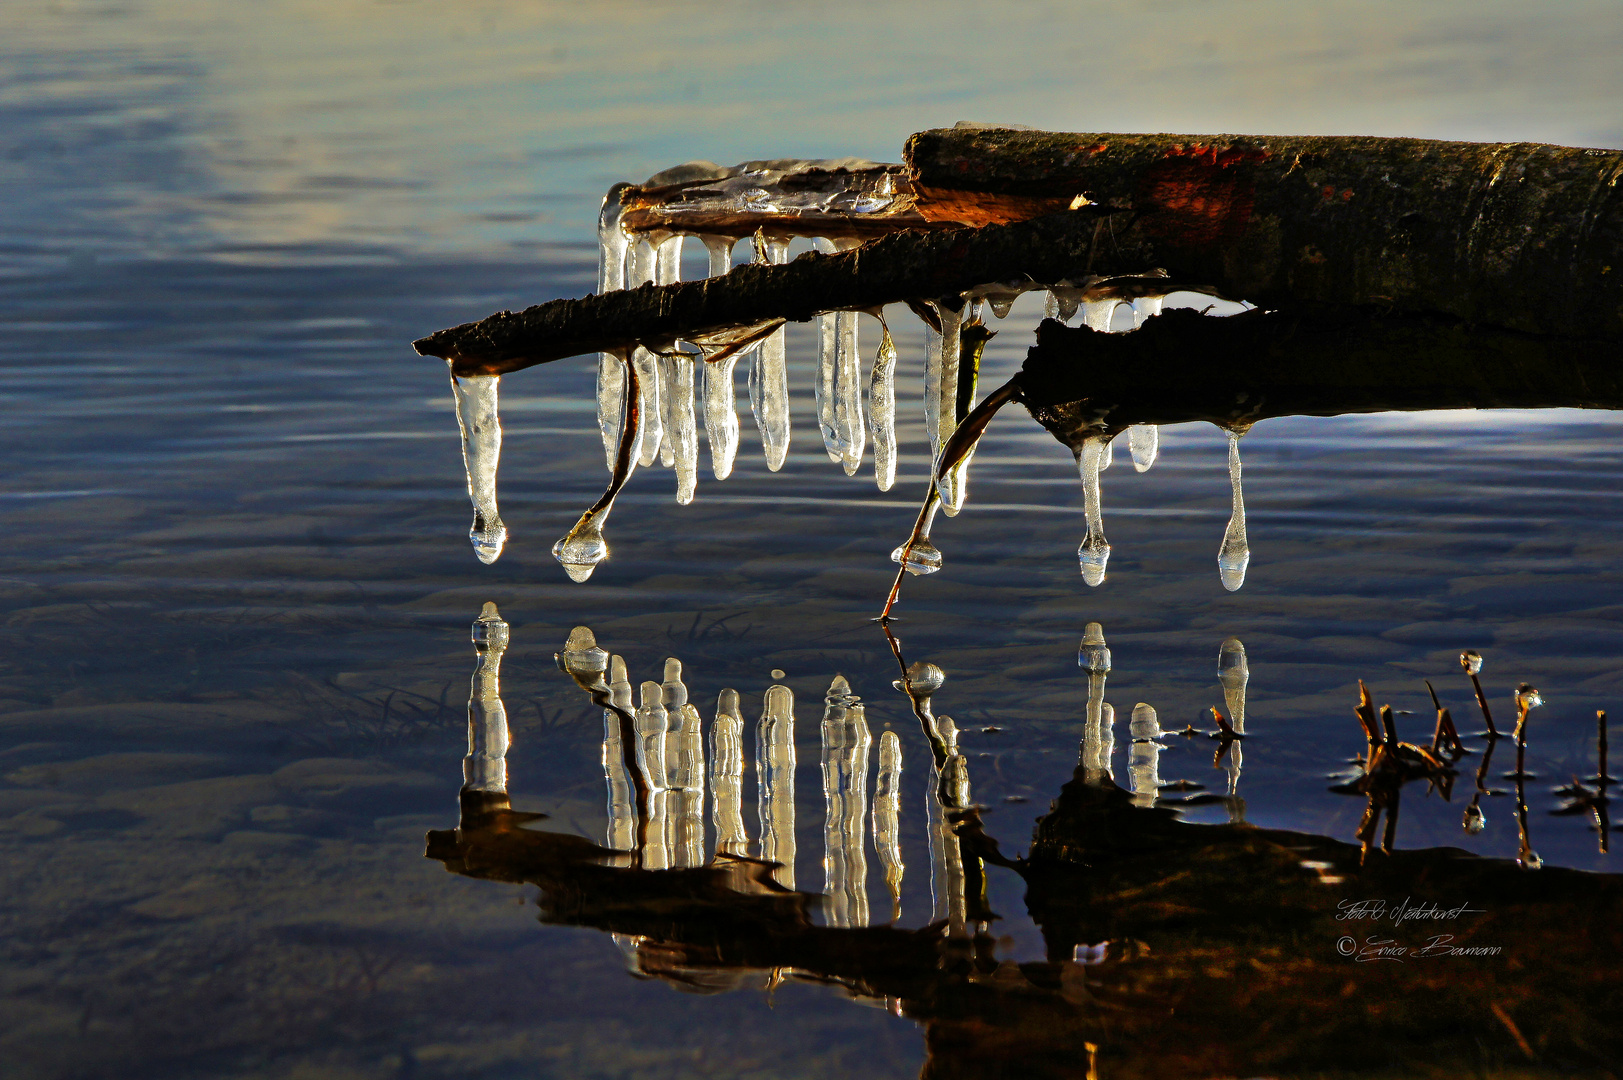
[3,2,1621,1077]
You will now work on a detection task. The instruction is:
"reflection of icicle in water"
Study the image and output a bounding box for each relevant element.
[748,236,792,471]
[924,300,966,513]
[1218,637,1248,799]
[711,688,747,857]
[931,715,968,932]
[821,676,872,929]
[1128,424,1159,472]
[464,602,510,793]
[635,679,670,870]
[873,730,904,922]
[1080,622,1113,783]
[1077,436,1110,586]
[756,683,796,889]
[890,496,944,575]
[1128,703,1162,808]
[699,235,741,480]
[868,320,898,491]
[662,658,705,868]
[1219,429,1250,591]
[450,374,506,564]
[603,654,636,853]
[595,185,633,471]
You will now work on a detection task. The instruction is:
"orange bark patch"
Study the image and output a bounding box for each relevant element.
[1136,144,1271,246]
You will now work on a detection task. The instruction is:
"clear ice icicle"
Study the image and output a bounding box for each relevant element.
[756,683,797,889]
[653,234,684,471]
[1077,436,1111,586]
[868,320,898,491]
[1045,287,1082,323]
[813,239,842,463]
[699,235,741,480]
[595,184,633,471]
[1080,299,1119,332]
[924,300,967,514]
[464,602,510,793]
[1131,294,1164,329]
[627,238,663,468]
[873,730,904,922]
[710,688,748,857]
[1100,435,1114,471]
[451,373,506,564]
[1218,429,1250,591]
[748,236,791,471]
[663,352,699,504]
[1128,424,1158,471]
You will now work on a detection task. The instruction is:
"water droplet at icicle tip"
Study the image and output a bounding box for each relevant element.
[553,515,608,583]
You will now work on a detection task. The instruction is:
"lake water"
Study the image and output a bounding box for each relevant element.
[3,2,1622,1077]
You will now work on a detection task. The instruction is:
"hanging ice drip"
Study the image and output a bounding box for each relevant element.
[451,374,505,564]
[1077,435,1112,586]
[1218,427,1251,591]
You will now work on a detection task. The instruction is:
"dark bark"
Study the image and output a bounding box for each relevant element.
[414,207,1145,376]
[908,127,1623,341]
[1016,306,1623,452]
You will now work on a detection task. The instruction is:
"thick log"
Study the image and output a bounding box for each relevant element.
[1016,306,1623,451]
[908,127,1623,341]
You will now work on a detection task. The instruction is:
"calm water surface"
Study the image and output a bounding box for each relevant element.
[2,2,1621,1077]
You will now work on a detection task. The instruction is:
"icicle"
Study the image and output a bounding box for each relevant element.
[1078,435,1110,586]
[711,688,747,858]
[836,310,865,475]
[813,239,843,463]
[1100,434,1114,471]
[553,358,644,582]
[924,299,967,513]
[748,236,791,471]
[821,675,872,929]
[756,683,796,889]
[1128,424,1159,472]
[1131,294,1164,329]
[626,237,663,468]
[873,730,904,923]
[653,234,684,470]
[595,185,633,471]
[1128,703,1161,809]
[635,679,671,870]
[1045,287,1082,323]
[604,654,636,854]
[868,319,898,491]
[1219,429,1250,591]
[663,352,699,503]
[662,658,705,868]
[464,602,510,793]
[450,373,506,565]
[1080,299,1118,332]
[699,236,741,480]
[890,496,943,575]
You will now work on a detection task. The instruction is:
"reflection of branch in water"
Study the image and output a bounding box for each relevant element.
[430,611,1623,1078]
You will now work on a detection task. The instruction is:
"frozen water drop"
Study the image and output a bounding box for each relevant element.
[552,516,608,582]
[1128,424,1159,471]
[1218,429,1250,591]
[903,661,946,694]
[1464,804,1487,834]
[890,498,943,575]
[1461,650,1484,675]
